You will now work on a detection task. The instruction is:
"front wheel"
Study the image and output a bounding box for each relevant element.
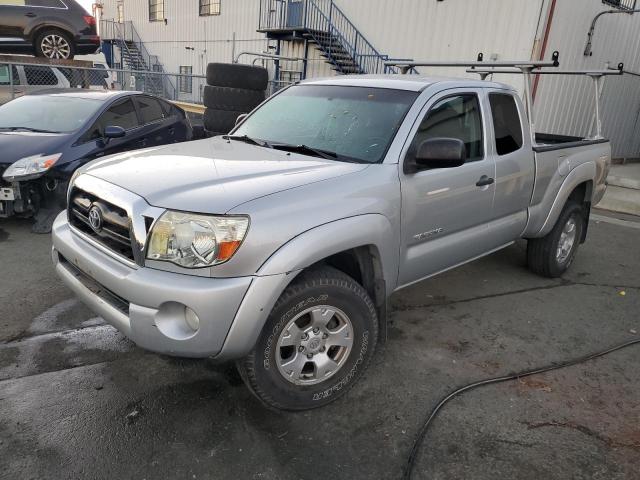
[237,266,378,410]
[35,29,75,59]
[527,201,585,278]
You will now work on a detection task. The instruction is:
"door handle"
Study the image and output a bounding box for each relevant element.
[25,12,37,17]
[476,175,495,187]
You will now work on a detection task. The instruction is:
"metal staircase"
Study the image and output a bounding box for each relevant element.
[101,20,176,99]
[258,0,411,76]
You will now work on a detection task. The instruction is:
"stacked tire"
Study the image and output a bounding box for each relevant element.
[203,63,269,135]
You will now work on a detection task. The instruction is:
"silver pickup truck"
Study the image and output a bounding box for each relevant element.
[51,74,610,410]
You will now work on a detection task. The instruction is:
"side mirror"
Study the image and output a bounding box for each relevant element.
[235,113,248,126]
[413,138,466,170]
[104,125,126,139]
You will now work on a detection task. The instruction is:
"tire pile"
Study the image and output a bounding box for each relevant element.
[203,63,269,135]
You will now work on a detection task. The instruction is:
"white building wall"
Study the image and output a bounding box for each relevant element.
[534,0,640,158]
[100,0,268,76]
[332,0,546,93]
[97,1,640,157]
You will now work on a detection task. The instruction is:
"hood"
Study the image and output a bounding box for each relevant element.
[81,137,370,213]
[0,131,70,167]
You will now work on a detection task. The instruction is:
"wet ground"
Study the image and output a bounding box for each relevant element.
[1,210,639,480]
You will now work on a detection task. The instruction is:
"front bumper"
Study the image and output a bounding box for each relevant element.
[52,211,261,358]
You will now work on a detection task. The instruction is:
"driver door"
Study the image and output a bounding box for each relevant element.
[397,89,497,287]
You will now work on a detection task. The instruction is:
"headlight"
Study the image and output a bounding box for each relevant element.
[2,153,62,181]
[146,210,249,268]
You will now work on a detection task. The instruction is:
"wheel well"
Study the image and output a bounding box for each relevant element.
[310,246,388,342]
[31,26,73,45]
[568,181,593,243]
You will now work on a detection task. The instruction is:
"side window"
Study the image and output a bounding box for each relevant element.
[158,99,178,117]
[24,66,58,86]
[410,94,484,162]
[136,96,165,124]
[86,99,139,140]
[489,93,523,156]
[26,1,66,7]
[0,65,19,86]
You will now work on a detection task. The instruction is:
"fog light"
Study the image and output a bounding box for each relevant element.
[185,307,200,332]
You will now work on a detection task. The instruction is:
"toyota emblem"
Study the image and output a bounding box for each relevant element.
[88,205,103,233]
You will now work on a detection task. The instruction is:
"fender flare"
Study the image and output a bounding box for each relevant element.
[215,214,398,360]
[536,162,595,237]
[257,214,398,290]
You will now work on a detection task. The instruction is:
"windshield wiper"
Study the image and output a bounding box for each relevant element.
[271,143,339,160]
[0,126,60,133]
[223,135,272,148]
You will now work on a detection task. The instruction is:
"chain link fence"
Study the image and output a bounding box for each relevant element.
[1,61,291,107]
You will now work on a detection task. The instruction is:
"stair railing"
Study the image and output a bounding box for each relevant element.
[305,0,397,74]
[101,19,176,99]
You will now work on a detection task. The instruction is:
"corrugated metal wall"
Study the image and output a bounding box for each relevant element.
[332,0,546,93]
[534,0,640,158]
[101,0,268,76]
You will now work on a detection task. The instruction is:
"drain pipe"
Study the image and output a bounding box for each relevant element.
[584,8,640,56]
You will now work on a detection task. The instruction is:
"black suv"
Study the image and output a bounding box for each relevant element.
[0,0,100,59]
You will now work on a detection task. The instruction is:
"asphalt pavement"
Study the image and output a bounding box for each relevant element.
[0,210,638,480]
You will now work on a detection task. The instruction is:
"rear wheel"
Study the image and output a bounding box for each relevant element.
[35,29,75,59]
[527,201,585,278]
[237,266,378,410]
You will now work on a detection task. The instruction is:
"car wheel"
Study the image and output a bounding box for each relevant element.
[527,201,585,278]
[35,29,75,59]
[237,266,379,410]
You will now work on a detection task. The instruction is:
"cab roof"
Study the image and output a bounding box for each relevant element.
[300,74,515,92]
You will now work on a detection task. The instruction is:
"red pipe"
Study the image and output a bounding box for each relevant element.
[532,0,557,101]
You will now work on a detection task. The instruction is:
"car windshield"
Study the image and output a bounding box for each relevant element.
[233,85,419,163]
[0,95,103,134]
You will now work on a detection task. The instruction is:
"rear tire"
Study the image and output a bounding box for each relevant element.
[203,108,245,135]
[35,29,75,59]
[206,63,268,90]
[202,85,265,112]
[237,266,378,411]
[527,201,585,278]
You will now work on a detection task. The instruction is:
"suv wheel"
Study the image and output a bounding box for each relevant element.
[527,200,585,278]
[35,29,75,59]
[237,266,378,410]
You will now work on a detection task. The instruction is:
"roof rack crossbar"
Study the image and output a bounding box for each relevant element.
[464,63,625,140]
[384,51,560,74]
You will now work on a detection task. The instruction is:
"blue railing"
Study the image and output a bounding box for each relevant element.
[258,0,407,74]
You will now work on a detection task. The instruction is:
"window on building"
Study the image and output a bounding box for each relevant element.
[489,93,523,156]
[410,94,484,162]
[149,0,164,22]
[117,3,124,23]
[199,0,221,16]
[179,66,193,94]
[602,0,637,10]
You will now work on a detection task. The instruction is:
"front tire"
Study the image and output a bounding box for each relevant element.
[527,201,585,278]
[35,29,75,59]
[237,266,378,410]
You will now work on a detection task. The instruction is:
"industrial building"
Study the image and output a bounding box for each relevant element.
[97,0,640,158]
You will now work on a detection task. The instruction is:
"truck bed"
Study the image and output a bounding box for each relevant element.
[534,133,609,152]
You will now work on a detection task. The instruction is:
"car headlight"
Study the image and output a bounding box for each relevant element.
[146,210,249,268]
[2,153,62,182]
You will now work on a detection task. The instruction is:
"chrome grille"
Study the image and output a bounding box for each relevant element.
[68,187,135,261]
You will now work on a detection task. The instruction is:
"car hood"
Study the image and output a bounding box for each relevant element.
[81,137,370,213]
[0,131,70,167]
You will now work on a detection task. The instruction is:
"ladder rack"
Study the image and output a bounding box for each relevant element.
[385,52,625,143]
[464,63,624,140]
